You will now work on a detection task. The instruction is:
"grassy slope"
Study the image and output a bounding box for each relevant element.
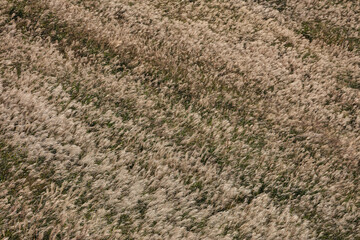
[0,0,359,239]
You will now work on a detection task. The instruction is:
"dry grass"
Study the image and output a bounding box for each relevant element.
[0,0,359,239]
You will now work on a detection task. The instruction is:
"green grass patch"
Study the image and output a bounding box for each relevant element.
[337,71,360,90]
[0,141,25,182]
[298,21,360,52]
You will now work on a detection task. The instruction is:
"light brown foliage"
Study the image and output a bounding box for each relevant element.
[0,0,359,239]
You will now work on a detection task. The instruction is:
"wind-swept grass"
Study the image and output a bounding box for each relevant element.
[1,0,359,239]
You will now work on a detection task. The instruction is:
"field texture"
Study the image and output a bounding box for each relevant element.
[1,0,360,239]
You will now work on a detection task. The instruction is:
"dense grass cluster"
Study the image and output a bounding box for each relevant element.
[0,0,359,239]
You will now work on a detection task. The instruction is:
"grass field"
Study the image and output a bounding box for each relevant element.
[0,0,359,239]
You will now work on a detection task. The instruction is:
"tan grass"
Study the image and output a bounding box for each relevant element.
[1,0,359,239]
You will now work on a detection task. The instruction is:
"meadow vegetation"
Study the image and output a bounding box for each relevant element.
[0,0,359,239]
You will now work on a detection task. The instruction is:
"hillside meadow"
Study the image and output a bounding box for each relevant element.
[0,0,359,239]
